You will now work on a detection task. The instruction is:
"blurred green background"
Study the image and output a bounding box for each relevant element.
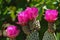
[0,0,60,40]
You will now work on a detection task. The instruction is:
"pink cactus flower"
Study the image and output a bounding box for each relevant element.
[6,25,20,38]
[17,11,28,26]
[17,7,38,26]
[25,7,38,20]
[44,9,58,22]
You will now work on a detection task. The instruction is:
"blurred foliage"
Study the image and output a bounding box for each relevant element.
[0,0,60,40]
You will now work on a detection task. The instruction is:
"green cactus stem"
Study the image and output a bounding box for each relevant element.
[25,20,40,40]
[42,22,56,40]
[26,30,39,40]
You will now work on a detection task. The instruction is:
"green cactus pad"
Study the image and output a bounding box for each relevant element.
[26,30,39,40]
[42,31,56,40]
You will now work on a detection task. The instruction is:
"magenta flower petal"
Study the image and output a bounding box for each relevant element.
[17,11,28,26]
[44,9,58,22]
[6,25,20,38]
[25,7,38,20]
[17,7,38,26]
